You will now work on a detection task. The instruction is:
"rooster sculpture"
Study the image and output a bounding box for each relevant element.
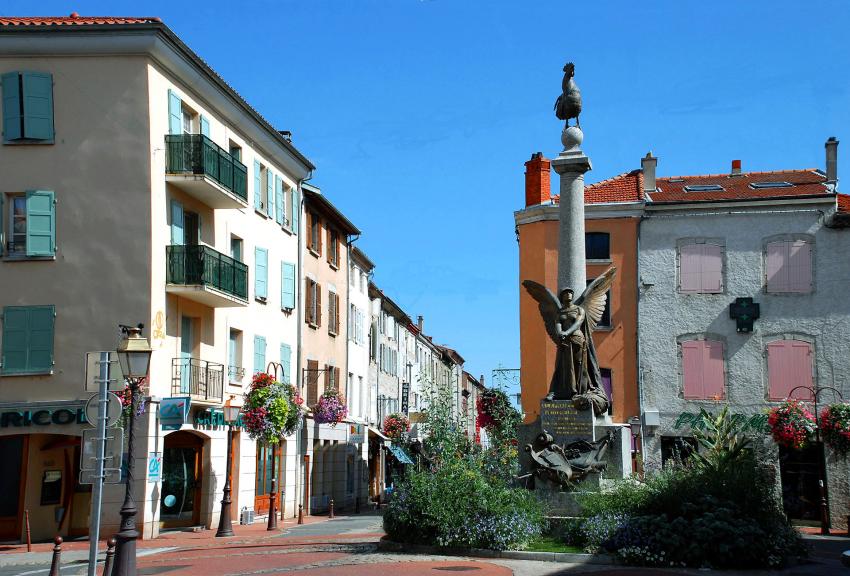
[554,62,582,128]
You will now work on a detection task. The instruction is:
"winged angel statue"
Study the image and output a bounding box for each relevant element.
[522,268,616,416]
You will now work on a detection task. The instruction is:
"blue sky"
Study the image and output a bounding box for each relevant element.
[6,1,850,387]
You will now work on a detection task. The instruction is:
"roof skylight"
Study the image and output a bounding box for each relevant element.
[683,184,725,192]
[750,181,793,189]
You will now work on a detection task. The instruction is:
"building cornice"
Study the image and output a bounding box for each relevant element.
[514,201,644,226]
[645,195,836,213]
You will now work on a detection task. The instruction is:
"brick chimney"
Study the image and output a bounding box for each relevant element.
[826,137,839,185]
[524,152,551,206]
[641,152,657,193]
[731,159,742,176]
[417,315,423,332]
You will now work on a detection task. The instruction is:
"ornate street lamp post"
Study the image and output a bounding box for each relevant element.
[265,361,285,530]
[113,325,152,576]
[216,398,240,537]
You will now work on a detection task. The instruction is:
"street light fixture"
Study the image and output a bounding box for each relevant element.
[113,325,152,576]
[265,361,284,530]
[216,397,240,537]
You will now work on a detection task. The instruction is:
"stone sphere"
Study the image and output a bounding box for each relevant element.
[561,125,584,151]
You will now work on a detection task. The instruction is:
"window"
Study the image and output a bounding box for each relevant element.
[308,212,321,254]
[679,241,723,294]
[280,343,292,384]
[586,279,611,327]
[325,364,340,393]
[585,232,610,260]
[680,339,725,400]
[328,228,340,268]
[252,162,274,217]
[253,335,266,376]
[254,247,268,301]
[230,236,243,262]
[281,262,296,311]
[229,142,242,162]
[766,239,812,293]
[305,278,321,326]
[2,71,54,143]
[274,175,286,227]
[3,191,55,258]
[1,305,55,374]
[328,290,339,336]
[767,339,813,400]
[228,329,243,383]
[600,368,612,407]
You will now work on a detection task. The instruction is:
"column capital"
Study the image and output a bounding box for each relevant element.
[552,153,592,175]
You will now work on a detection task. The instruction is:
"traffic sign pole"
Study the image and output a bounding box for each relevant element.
[87,352,112,576]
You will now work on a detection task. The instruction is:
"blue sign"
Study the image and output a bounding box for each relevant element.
[148,452,162,482]
[160,397,190,431]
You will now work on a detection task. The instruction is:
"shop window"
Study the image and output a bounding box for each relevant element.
[680,339,725,400]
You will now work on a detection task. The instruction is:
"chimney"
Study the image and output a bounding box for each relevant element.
[524,152,551,207]
[417,315,423,332]
[641,152,657,193]
[479,374,485,387]
[826,137,839,185]
[731,159,742,176]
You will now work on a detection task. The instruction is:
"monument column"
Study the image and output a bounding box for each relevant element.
[552,126,591,294]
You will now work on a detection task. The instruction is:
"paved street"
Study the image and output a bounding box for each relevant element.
[0,514,846,576]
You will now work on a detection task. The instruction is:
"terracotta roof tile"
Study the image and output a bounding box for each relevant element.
[553,170,644,205]
[837,194,850,214]
[650,169,828,203]
[0,15,161,26]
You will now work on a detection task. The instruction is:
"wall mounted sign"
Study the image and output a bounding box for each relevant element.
[729,297,760,333]
[194,408,244,428]
[349,423,365,444]
[401,381,410,415]
[148,452,163,482]
[160,397,191,431]
[0,408,86,428]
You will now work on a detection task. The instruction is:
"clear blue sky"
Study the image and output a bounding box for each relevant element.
[6,1,850,385]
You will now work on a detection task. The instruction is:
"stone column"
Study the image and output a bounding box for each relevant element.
[551,126,591,294]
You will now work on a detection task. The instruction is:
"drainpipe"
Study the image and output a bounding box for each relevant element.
[295,169,312,517]
[345,233,361,417]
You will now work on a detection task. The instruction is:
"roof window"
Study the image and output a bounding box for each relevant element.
[750,181,793,189]
[683,184,725,192]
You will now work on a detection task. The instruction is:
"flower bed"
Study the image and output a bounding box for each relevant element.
[313,389,348,426]
[767,399,815,450]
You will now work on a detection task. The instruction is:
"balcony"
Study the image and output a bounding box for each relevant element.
[165,134,248,208]
[166,245,249,307]
[172,358,224,404]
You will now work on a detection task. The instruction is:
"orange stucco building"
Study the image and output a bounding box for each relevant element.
[516,152,647,425]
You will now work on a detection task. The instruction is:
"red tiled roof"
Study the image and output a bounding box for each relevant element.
[0,15,161,27]
[650,169,828,203]
[837,194,850,214]
[553,170,644,205]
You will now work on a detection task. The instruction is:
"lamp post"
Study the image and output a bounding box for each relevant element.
[216,398,240,537]
[788,385,842,536]
[113,325,152,576]
[265,362,284,530]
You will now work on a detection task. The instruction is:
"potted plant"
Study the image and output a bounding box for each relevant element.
[820,402,850,453]
[383,413,410,441]
[767,399,815,450]
[242,372,291,444]
[313,389,348,426]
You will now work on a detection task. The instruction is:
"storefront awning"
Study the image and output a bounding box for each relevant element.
[388,443,414,465]
[367,426,389,441]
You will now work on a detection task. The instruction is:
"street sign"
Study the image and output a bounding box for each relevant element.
[148,452,163,482]
[80,426,123,472]
[84,351,125,392]
[84,392,123,428]
[79,468,122,484]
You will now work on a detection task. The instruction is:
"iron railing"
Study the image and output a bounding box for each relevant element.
[165,134,248,202]
[172,357,224,402]
[167,245,248,302]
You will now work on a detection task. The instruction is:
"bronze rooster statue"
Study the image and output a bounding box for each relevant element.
[554,62,582,128]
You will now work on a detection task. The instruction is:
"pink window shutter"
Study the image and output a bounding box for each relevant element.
[766,242,788,292]
[680,245,702,293]
[767,341,790,400]
[701,244,723,292]
[768,340,813,400]
[790,340,814,395]
[682,340,705,398]
[787,241,812,293]
[702,340,725,399]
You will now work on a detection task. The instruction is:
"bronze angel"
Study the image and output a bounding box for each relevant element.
[522,267,616,416]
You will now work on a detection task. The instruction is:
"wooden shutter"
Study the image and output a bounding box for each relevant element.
[25,190,55,257]
[200,115,210,137]
[168,89,182,135]
[21,72,53,141]
[291,188,299,233]
[27,306,55,373]
[282,262,295,310]
[253,161,262,211]
[266,170,274,218]
[280,343,291,384]
[307,212,313,250]
[2,72,22,141]
[3,305,55,374]
[679,244,702,293]
[2,307,28,373]
[682,340,704,399]
[325,363,331,393]
[335,367,341,396]
[253,335,266,375]
[170,200,184,245]
[768,340,813,400]
[328,291,336,334]
[335,294,341,334]
[305,278,313,324]
[317,217,323,255]
[702,340,725,399]
[275,175,284,225]
[701,244,723,292]
[788,241,813,293]
[766,241,788,292]
[307,360,319,404]
[316,284,322,327]
[255,247,268,299]
[327,228,332,264]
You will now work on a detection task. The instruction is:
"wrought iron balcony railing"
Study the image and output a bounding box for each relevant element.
[172,357,224,403]
[166,244,248,302]
[165,134,248,202]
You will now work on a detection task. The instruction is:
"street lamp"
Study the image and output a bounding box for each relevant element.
[628,416,642,477]
[216,397,240,537]
[265,361,284,530]
[113,325,152,576]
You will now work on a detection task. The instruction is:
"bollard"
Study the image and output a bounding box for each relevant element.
[48,536,62,576]
[355,497,360,515]
[24,509,31,553]
[103,537,116,576]
[329,498,334,519]
[297,503,304,525]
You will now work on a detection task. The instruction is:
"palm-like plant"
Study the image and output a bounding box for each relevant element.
[689,406,751,474]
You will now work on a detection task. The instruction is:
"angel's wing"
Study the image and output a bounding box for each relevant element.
[522,280,562,345]
[576,267,617,332]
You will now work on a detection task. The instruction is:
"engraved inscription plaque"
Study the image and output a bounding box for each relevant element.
[540,400,594,444]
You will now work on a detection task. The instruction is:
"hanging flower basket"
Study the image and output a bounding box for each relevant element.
[383,413,410,440]
[243,372,291,445]
[820,403,850,453]
[767,399,815,450]
[313,390,348,426]
[476,389,512,430]
[282,383,305,436]
[119,378,149,428]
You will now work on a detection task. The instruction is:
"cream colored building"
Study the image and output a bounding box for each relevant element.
[0,16,310,541]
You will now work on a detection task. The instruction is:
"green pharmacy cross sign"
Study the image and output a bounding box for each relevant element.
[729,297,760,333]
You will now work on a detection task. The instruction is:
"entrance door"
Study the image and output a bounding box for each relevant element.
[180,316,194,394]
[0,436,26,540]
[254,442,282,515]
[161,432,203,528]
[779,442,827,523]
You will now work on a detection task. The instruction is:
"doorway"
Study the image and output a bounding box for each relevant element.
[0,436,26,540]
[779,442,827,523]
[254,441,283,515]
[161,432,204,528]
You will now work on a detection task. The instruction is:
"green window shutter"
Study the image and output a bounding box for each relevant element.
[253,335,266,375]
[25,190,55,257]
[1,305,54,374]
[170,200,184,245]
[168,89,182,135]
[275,175,284,225]
[21,72,53,141]
[0,194,5,256]
[255,247,268,299]
[280,343,291,384]
[282,262,295,309]
[291,187,299,233]
[2,72,22,141]
[253,161,262,211]
[2,307,28,373]
[200,115,210,137]
[27,306,54,372]
[266,170,274,217]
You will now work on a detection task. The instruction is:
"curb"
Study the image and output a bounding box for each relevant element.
[377,537,615,565]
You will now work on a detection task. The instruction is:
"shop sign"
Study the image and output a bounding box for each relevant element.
[401,382,410,415]
[349,423,365,444]
[0,407,86,428]
[160,397,191,431]
[148,452,163,482]
[194,408,244,428]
